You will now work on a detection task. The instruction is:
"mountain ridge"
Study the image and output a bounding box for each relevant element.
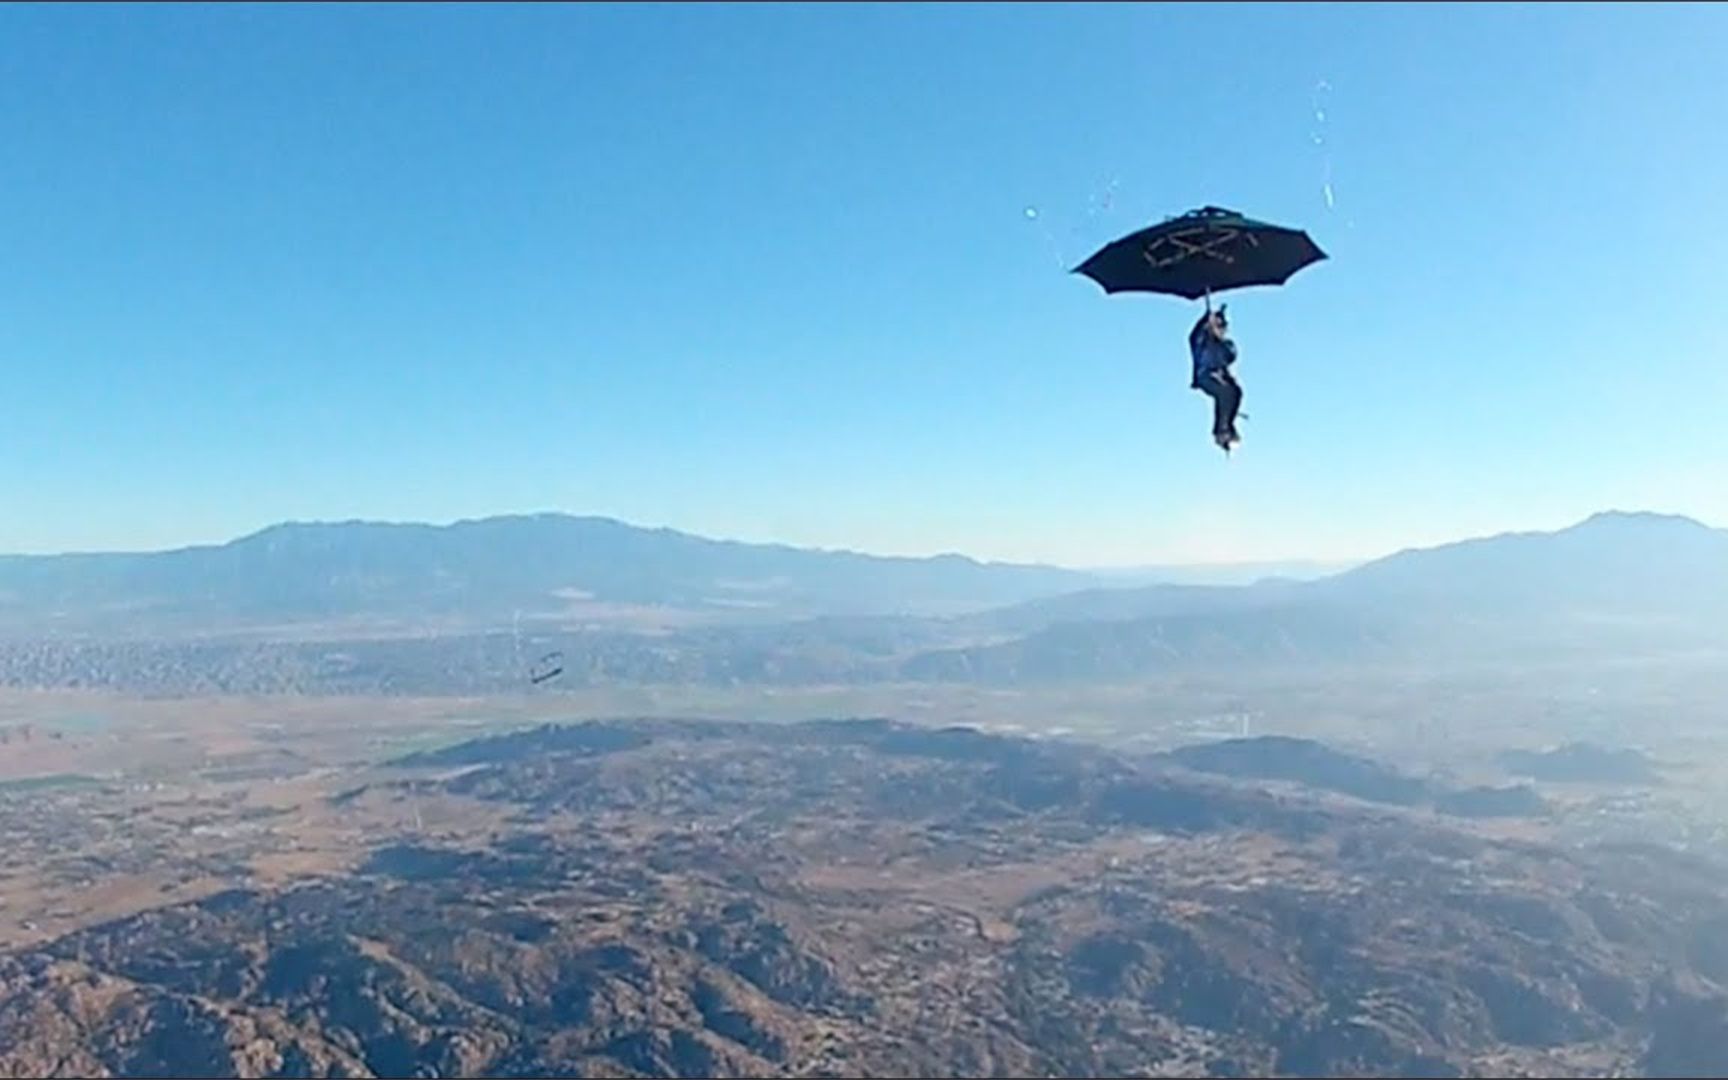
[10,506,1717,569]
[0,510,1722,689]
[0,513,1100,631]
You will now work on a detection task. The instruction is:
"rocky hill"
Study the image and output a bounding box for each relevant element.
[2,719,1727,1077]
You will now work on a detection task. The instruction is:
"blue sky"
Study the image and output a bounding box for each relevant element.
[3,3,1725,565]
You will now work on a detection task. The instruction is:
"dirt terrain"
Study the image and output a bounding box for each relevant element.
[4,715,1728,1077]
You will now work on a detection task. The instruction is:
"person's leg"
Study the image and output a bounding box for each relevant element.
[1196,374,1227,436]
[1196,374,1233,450]
[1220,371,1243,440]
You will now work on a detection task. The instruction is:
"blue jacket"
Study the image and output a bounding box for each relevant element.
[1189,314,1237,386]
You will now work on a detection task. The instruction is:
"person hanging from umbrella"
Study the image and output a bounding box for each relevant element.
[1190,298,1241,451]
[1074,206,1325,454]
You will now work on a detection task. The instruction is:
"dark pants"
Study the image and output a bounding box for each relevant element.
[1194,368,1242,437]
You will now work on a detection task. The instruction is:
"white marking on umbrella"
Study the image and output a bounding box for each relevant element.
[1143,226,1243,269]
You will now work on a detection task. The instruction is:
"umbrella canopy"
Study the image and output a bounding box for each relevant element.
[1074,206,1327,300]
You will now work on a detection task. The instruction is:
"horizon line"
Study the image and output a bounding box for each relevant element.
[0,506,1714,569]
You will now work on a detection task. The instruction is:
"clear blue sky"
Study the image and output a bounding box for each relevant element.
[3,3,1725,565]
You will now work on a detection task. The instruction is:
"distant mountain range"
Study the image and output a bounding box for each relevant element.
[910,510,1728,681]
[0,514,1096,635]
[1087,559,1357,586]
[0,510,1722,691]
[1323,511,1728,622]
[982,511,1727,629]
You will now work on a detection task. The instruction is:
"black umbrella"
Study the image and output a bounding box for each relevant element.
[1074,205,1326,300]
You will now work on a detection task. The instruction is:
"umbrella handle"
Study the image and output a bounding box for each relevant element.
[1204,289,1212,313]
